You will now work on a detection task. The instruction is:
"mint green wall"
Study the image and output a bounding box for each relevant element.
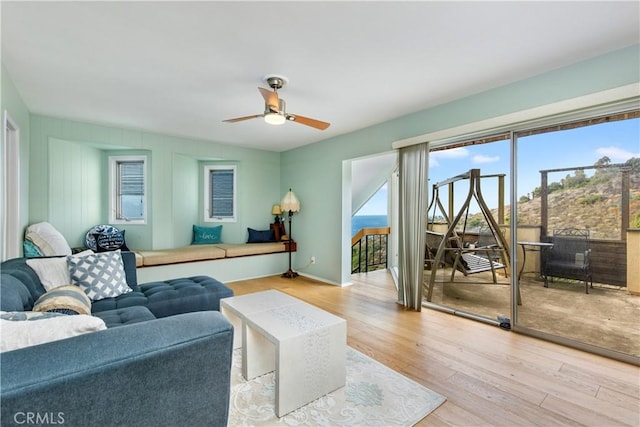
[5,45,638,276]
[29,115,281,250]
[48,138,103,247]
[0,64,30,258]
[281,45,640,285]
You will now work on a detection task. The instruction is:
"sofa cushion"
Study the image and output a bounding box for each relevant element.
[68,250,131,301]
[91,276,234,318]
[33,285,92,315]
[0,311,106,352]
[93,306,156,328]
[24,222,72,256]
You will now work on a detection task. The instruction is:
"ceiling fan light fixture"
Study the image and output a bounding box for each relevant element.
[264,112,286,125]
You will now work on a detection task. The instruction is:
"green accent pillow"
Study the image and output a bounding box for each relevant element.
[192,225,222,244]
[23,240,43,258]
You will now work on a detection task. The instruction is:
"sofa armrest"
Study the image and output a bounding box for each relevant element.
[1,311,233,427]
[0,276,35,312]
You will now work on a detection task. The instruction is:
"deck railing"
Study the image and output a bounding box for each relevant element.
[351,227,390,273]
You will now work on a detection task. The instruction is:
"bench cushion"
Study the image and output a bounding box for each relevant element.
[216,242,286,258]
[137,245,226,266]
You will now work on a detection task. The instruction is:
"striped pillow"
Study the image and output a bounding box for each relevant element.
[33,285,92,316]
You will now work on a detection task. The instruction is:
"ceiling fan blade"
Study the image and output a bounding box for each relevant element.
[258,87,279,110]
[223,114,263,123]
[287,114,330,130]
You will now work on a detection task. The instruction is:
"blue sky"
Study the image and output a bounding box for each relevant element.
[357,118,639,216]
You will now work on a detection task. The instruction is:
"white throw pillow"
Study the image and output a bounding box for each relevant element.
[0,311,106,353]
[25,222,72,256]
[26,250,93,291]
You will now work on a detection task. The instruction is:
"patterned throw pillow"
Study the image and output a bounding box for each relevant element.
[94,230,130,252]
[67,250,131,301]
[33,285,92,315]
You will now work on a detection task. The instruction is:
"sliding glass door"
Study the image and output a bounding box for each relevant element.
[513,113,639,359]
[423,136,512,323]
[422,107,639,361]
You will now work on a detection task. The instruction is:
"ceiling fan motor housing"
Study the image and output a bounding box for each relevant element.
[264,75,288,90]
[264,99,286,114]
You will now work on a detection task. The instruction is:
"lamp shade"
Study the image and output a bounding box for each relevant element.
[280,189,300,213]
[271,204,282,215]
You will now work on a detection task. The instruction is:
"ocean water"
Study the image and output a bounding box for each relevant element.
[352,215,388,236]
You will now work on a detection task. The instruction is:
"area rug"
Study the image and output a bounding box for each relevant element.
[228,347,446,426]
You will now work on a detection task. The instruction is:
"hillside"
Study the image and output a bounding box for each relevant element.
[468,159,640,240]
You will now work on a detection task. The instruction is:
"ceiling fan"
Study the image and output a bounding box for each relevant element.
[223,75,330,130]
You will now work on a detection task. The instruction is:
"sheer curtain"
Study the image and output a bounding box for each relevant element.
[397,143,428,310]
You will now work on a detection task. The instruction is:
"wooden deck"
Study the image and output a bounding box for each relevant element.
[227,271,640,426]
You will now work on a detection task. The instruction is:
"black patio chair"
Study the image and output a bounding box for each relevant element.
[542,228,593,293]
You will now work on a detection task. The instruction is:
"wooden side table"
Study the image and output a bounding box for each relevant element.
[283,241,297,252]
[270,222,286,241]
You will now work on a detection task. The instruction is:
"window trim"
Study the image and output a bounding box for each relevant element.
[204,164,237,223]
[108,155,147,225]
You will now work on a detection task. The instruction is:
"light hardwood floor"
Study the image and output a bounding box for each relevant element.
[227,270,640,427]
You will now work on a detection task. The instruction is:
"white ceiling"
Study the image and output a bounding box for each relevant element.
[2,1,638,152]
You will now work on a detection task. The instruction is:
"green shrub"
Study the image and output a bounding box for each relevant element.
[579,194,604,205]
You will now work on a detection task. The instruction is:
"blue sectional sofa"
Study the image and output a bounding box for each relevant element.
[0,252,235,426]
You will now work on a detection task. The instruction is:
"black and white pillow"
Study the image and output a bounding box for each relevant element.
[94,230,129,252]
[67,250,131,301]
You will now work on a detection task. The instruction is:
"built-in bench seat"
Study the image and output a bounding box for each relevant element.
[136,245,227,267]
[133,242,289,267]
[129,242,294,283]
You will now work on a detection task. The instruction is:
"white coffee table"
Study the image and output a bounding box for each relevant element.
[220,290,346,417]
[220,290,300,349]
